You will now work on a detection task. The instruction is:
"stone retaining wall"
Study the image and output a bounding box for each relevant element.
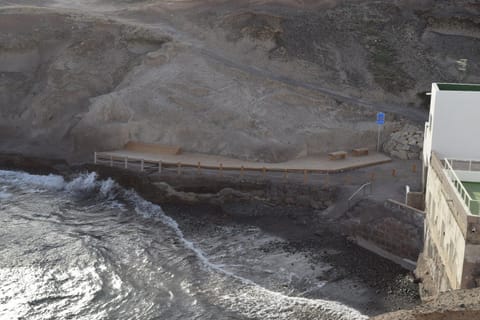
[416,152,480,298]
[345,199,425,267]
[407,191,425,211]
[383,124,423,160]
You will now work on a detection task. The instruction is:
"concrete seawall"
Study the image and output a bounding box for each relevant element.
[345,199,424,270]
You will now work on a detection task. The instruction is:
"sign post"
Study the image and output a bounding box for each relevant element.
[376,112,385,152]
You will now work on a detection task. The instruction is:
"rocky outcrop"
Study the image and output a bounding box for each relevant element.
[383,125,424,160]
[86,163,337,210]
[373,287,480,320]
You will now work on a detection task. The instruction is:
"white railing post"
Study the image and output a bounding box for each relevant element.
[94,152,97,164]
[158,161,162,173]
[445,158,475,215]
[347,182,372,210]
[124,157,128,169]
[140,159,144,172]
[469,160,472,171]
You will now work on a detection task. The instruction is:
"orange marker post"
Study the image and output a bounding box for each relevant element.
[412,164,417,173]
[262,167,267,179]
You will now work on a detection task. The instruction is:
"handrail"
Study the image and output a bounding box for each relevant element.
[444,158,472,203]
[347,182,372,210]
[444,158,480,215]
[446,158,480,172]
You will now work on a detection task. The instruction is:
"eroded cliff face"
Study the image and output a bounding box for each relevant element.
[0,1,479,162]
[0,7,388,163]
[0,8,170,160]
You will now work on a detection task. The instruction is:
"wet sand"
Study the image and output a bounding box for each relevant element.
[162,200,420,316]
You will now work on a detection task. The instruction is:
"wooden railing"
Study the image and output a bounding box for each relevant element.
[93,152,317,183]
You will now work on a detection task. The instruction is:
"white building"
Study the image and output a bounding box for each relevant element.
[423,83,480,171]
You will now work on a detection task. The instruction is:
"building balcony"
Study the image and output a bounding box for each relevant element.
[443,158,480,216]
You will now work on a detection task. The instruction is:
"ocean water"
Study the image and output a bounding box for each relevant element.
[0,170,367,320]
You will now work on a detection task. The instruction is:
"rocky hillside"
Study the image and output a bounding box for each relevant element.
[0,1,479,162]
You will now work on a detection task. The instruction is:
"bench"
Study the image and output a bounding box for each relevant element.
[352,148,369,157]
[124,141,182,155]
[328,151,347,160]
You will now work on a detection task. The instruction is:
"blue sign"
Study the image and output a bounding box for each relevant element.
[376,112,385,125]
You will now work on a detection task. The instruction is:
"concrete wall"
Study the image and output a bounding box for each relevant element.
[418,153,480,298]
[422,84,436,169]
[345,199,424,269]
[424,161,466,289]
[425,83,480,163]
[455,170,480,182]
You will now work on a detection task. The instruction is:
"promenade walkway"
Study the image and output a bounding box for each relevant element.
[95,148,391,173]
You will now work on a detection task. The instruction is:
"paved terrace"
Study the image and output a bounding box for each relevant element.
[95,149,391,173]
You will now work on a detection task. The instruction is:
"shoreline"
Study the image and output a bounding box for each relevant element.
[0,153,420,316]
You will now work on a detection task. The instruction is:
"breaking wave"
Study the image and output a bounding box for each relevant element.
[0,170,367,320]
